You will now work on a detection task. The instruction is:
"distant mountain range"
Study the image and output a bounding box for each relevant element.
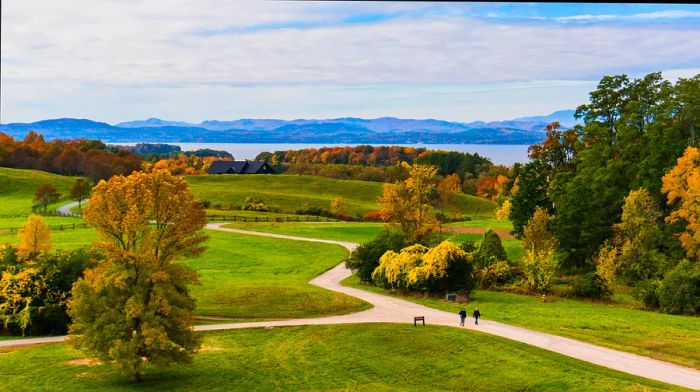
[0,110,580,144]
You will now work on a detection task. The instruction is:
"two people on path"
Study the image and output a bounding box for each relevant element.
[458,308,481,326]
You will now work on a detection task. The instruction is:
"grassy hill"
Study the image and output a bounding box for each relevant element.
[0,167,82,216]
[0,324,684,391]
[188,174,497,219]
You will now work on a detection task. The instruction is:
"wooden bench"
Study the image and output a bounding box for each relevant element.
[414,316,425,327]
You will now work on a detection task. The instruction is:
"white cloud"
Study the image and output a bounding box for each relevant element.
[556,10,700,22]
[1,1,699,122]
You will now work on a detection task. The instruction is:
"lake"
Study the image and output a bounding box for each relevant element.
[136,143,532,166]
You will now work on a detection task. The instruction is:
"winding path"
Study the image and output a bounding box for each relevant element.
[2,222,699,390]
[56,201,82,216]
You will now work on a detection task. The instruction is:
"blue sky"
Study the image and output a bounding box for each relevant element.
[1,1,699,124]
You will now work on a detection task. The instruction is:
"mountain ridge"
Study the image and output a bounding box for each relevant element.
[0,110,580,145]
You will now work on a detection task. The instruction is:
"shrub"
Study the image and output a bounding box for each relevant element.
[345,230,409,282]
[657,260,700,314]
[633,279,661,309]
[476,260,516,289]
[242,196,269,212]
[296,205,333,218]
[567,272,611,299]
[362,210,384,222]
[371,241,476,295]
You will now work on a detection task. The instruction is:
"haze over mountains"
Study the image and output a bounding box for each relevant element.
[0,110,579,144]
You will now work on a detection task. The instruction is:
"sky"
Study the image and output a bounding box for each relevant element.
[1,1,700,124]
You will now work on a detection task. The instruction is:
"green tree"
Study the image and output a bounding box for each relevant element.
[472,229,508,269]
[68,169,207,381]
[69,178,92,211]
[33,183,60,213]
[508,160,551,237]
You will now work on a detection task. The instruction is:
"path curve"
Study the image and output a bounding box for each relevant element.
[3,222,699,390]
[56,201,82,216]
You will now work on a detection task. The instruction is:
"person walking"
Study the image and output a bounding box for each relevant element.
[458,308,467,327]
[473,308,481,325]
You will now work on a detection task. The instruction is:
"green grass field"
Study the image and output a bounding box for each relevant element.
[446,218,514,231]
[188,174,497,219]
[344,276,700,369]
[0,167,83,217]
[181,230,369,319]
[221,221,524,260]
[0,216,97,250]
[0,324,686,392]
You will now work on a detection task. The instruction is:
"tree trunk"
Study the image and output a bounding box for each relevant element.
[133,371,142,382]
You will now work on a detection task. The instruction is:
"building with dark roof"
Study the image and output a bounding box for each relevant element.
[206,160,276,175]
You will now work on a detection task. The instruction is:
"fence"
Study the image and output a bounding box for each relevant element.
[0,222,93,235]
[206,214,338,223]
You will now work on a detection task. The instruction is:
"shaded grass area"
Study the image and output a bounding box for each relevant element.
[0,167,82,217]
[344,275,700,369]
[182,230,370,319]
[0,324,686,392]
[188,174,496,219]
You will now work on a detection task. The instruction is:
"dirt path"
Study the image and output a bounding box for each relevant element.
[442,226,514,238]
[3,223,698,390]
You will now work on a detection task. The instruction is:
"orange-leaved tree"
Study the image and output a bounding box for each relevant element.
[68,169,207,382]
[17,215,52,258]
[662,146,700,260]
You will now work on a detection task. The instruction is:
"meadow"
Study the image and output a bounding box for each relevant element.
[180,230,369,319]
[0,324,687,392]
[344,275,700,369]
[187,174,497,219]
[0,167,80,217]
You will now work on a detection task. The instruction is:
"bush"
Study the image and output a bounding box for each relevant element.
[372,241,477,294]
[362,210,384,222]
[242,196,269,212]
[657,260,700,315]
[567,272,611,299]
[345,230,409,282]
[476,260,516,289]
[0,247,97,336]
[295,205,333,218]
[633,279,661,309]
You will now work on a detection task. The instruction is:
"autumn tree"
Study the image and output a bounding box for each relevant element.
[17,215,52,258]
[522,208,558,293]
[68,169,207,381]
[437,173,462,219]
[69,178,92,211]
[662,146,700,260]
[33,184,60,213]
[330,197,349,218]
[379,163,439,242]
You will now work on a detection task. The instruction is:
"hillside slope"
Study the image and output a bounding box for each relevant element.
[0,167,81,216]
[187,174,496,219]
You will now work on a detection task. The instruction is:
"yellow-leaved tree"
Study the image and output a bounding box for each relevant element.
[379,163,439,242]
[662,146,700,260]
[521,207,558,293]
[17,215,52,258]
[68,169,207,382]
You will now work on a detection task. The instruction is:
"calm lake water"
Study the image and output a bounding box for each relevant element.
[126,143,531,166]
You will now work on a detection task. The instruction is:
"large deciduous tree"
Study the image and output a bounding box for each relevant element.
[662,146,700,260]
[68,169,208,381]
[379,163,439,242]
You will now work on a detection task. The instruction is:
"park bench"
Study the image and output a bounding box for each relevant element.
[414,316,425,327]
[446,293,457,302]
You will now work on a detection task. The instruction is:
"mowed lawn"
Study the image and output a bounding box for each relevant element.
[222,221,524,261]
[344,276,700,369]
[0,216,97,250]
[187,174,497,219]
[181,230,369,319]
[0,324,687,392]
[0,167,82,217]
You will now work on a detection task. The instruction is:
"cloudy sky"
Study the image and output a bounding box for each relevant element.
[2,1,700,124]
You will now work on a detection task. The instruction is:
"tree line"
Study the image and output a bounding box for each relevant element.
[503,72,700,313]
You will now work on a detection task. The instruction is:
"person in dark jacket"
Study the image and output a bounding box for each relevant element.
[473,308,481,325]
[458,308,467,327]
